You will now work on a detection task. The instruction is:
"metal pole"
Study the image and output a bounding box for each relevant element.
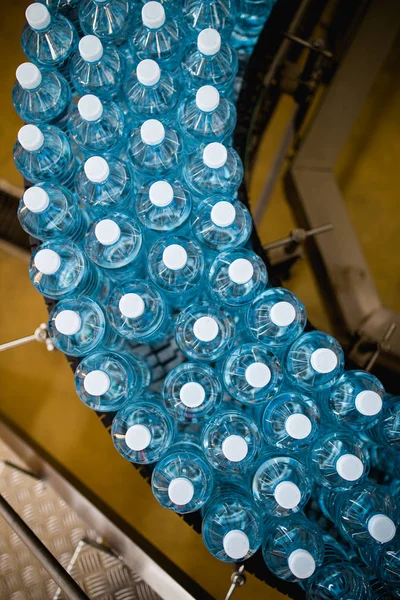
[0,495,90,600]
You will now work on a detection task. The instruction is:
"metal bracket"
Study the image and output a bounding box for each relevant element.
[225,565,246,600]
[0,323,54,353]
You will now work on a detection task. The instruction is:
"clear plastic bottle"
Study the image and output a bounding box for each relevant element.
[111,393,175,464]
[366,396,400,451]
[361,533,400,597]
[69,35,126,100]
[184,142,244,199]
[202,410,261,474]
[262,514,325,582]
[306,562,371,600]
[18,184,86,242]
[183,0,236,39]
[222,343,282,406]
[78,0,132,44]
[84,213,144,282]
[75,350,151,412]
[75,156,135,219]
[161,362,222,423]
[181,29,238,93]
[147,235,205,308]
[13,63,72,130]
[14,124,76,187]
[36,0,80,22]
[175,301,235,362]
[231,0,274,52]
[107,280,173,344]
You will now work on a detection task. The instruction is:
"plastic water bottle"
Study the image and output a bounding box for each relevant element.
[18,184,86,242]
[75,350,152,412]
[75,156,135,218]
[78,0,132,44]
[308,431,370,490]
[84,213,144,282]
[107,280,173,344]
[222,343,282,405]
[21,4,77,74]
[360,533,400,596]
[162,362,222,423]
[184,142,244,199]
[262,513,325,582]
[202,485,263,562]
[231,0,274,52]
[260,391,320,452]
[69,35,126,100]
[183,0,236,39]
[68,95,126,158]
[48,296,119,356]
[135,180,192,238]
[306,562,371,600]
[147,235,205,308]
[13,63,71,130]
[124,59,180,127]
[181,29,238,93]
[111,393,175,464]
[285,331,345,392]
[252,453,312,516]
[14,124,76,187]
[151,437,214,513]
[36,0,79,22]
[366,396,400,451]
[202,409,261,474]
[177,86,236,150]
[175,301,235,362]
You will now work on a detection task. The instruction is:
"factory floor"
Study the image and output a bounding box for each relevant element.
[0,2,399,599]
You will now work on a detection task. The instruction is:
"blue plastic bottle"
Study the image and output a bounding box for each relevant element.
[366,396,400,451]
[147,235,205,308]
[231,0,274,53]
[75,156,135,218]
[184,142,244,199]
[14,124,76,187]
[75,351,152,412]
[36,0,80,22]
[175,301,235,362]
[262,514,325,582]
[361,533,400,597]
[18,184,86,243]
[135,180,192,238]
[306,562,371,600]
[78,0,132,44]
[181,28,238,93]
[111,393,175,464]
[13,63,71,130]
[183,0,236,39]
[107,280,173,344]
[202,485,263,562]
[202,409,261,474]
[222,343,282,406]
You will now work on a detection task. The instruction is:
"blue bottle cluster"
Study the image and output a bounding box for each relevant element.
[13,2,400,598]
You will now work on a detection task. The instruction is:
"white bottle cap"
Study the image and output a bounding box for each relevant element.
[368,514,396,543]
[84,370,111,396]
[179,382,205,408]
[149,181,174,207]
[34,248,61,274]
[84,156,110,184]
[274,481,301,509]
[197,28,221,56]
[119,293,145,319]
[23,187,50,213]
[245,362,271,388]
[78,95,103,122]
[336,453,364,481]
[168,477,194,505]
[125,424,151,451]
[228,259,254,284]
[203,142,228,169]
[270,301,296,327]
[95,219,121,246]
[162,244,187,270]
[79,35,104,63]
[310,348,338,374]
[223,530,250,560]
[193,316,219,342]
[355,390,383,416]
[26,3,51,31]
[210,201,236,227]
[141,119,165,145]
[55,310,81,336]
[137,59,161,86]
[285,414,312,440]
[18,124,44,152]
[142,1,165,29]
[16,63,42,90]
[222,435,248,462]
[288,549,316,579]
[196,85,220,112]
